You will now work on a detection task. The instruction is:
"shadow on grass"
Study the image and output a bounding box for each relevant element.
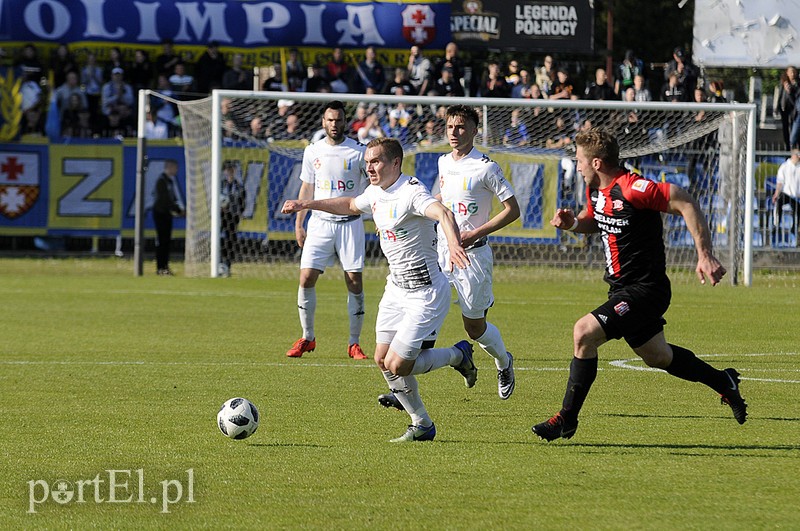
[606,412,800,422]
[248,443,332,448]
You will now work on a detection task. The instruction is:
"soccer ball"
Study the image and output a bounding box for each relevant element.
[217,397,259,440]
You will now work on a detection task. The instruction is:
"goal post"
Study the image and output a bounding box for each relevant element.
[165,89,755,284]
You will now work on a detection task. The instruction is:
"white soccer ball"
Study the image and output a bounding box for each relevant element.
[217,397,259,440]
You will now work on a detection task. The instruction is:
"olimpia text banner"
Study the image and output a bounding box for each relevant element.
[0,0,451,50]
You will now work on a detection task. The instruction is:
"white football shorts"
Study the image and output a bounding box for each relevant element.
[300,215,365,272]
[439,242,494,319]
[375,272,451,360]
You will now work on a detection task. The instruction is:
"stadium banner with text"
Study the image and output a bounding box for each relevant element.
[451,0,593,53]
[1,140,560,243]
[0,140,186,236]
[0,0,451,67]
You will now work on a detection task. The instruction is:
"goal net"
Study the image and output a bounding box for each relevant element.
[169,90,755,284]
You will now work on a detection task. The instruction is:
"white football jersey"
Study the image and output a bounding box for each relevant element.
[300,137,367,222]
[354,174,440,290]
[437,148,515,233]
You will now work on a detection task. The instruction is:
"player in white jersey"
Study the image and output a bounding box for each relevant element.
[282,138,477,443]
[438,104,520,399]
[287,101,370,360]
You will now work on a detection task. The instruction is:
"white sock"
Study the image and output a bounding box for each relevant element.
[382,370,432,427]
[409,347,460,375]
[347,291,365,345]
[297,287,316,340]
[477,322,509,369]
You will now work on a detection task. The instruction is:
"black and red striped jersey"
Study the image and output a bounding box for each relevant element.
[585,170,672,290]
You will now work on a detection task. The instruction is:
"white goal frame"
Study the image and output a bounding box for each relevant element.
[136,90,756,284]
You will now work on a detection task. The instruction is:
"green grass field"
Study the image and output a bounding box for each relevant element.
[1,258,798,529]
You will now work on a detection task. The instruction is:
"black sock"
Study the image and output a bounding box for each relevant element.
[665,344,727,393]
[561,357,598,421]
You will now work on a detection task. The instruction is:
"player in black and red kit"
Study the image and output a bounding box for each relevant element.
[532,129,747,441]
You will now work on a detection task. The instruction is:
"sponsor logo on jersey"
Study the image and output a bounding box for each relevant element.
[631,179,649,193]
[317,179,355,191]
[444,200,478,215]
[612,199,624,211]
[380,227,409,242]
[614,301,630,316]
[463,176,473,191]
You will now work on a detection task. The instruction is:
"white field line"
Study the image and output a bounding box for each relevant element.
[1,353,799,383]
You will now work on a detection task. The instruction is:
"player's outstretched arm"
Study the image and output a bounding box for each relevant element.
[667,185,726,285]
[425,201,469,270]
[293,181,314,247]
[282,197,361,217]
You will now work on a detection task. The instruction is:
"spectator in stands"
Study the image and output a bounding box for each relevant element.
[326,47,351,93]
[348,103,369,138]
[144,108,169,139]
[54,71,88,118]
[222,53,254,91]
[383,108,410,146]
[129,49,154,93]
[156,39,180,78]
[549,67,577,100]
[633,74,652,102]
[101,67,134,120]
[195,41,227,94]
[80,52,104,117]
[584,68,615,100]
[15,43,44,74]
[273,113,304,141]
[432,66,465,97]
[354,46,385,94]
[707,80,727,103]
[247,115,268,141]
[21,106,44,136]
[101,111,134,138]
[286,48,306,92]
[545,115,574,150]
[479,61,510,98]
[506,60,522,87]
[357,111,384,143]
[418,118,444,147]
[262,63,287,92]
[384,67,414,96]
[60,93,88,137]
[73,109,95,139]
[772,149,800,243]
[778,67,799,150]
[663,46,697,102]
[534,55,555,96]
[302,64,330,93]
[660,71,684,102]
[511,69,533,98]
[49,43,78,89]
[152,74,178,129]
[615,49,644,98]
[103,47,128,82]
[431,42,464,84]
[169,62,195,96]
[503,108,529,147]
[407,46,431,95]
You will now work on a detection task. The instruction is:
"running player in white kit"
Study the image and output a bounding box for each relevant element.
[287,101,370,360]
[437,104,520,399]
[282,138,476,442]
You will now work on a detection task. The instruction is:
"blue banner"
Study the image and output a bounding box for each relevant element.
[0,0,451,50]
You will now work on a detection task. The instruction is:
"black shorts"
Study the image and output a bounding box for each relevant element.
[590,284,671,348]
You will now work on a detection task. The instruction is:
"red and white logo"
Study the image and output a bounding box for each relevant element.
[313,158,322,170]
[0,152,40,219]
[612,199,624,211]
[613,301,630,316]
[401,4,436,46]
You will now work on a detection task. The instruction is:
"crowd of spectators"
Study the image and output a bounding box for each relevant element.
[8,40,724,144]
